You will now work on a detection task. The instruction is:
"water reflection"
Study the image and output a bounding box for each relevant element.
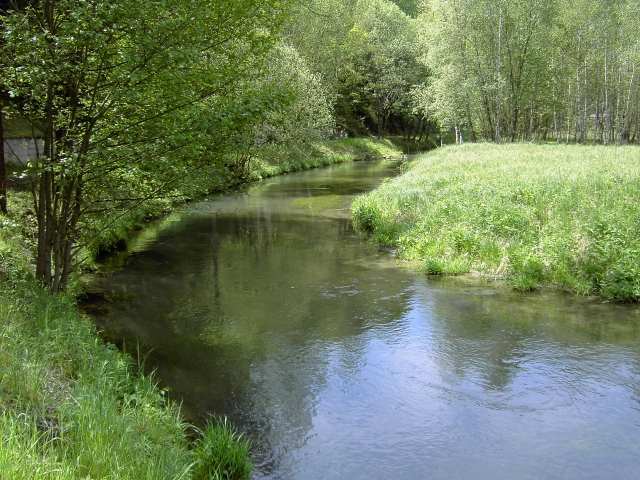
[93,161,640,480]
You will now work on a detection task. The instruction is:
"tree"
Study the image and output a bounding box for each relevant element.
[416,0,640,144]
[0,92,6,215]
[348,0,425,136]
[1,0,287,291]
[392,0,420,17]
[286,0,428,137]
[0,1,35,215]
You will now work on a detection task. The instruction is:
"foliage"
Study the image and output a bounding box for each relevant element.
[338,0,427,135]
[1,0,288,290]
[416,0,640,144]
[81,137,402,265]
[219,42,336,180]
[353,144,640,301]
[256,43,335,147]
[392,0,420,16]
[286,0,432,139]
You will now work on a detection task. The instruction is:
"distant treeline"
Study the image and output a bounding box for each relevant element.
[286,0,640,144]
[419,0,640,145]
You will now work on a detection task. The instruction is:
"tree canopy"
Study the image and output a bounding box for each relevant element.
[416,0,640,143]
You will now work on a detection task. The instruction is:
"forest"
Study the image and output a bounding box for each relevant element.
[1,1,640,479]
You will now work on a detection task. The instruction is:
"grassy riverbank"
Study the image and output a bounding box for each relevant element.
[353,143,640,301]
[1,212,252,479]
[87,137,401,261]
[0,137,399,478]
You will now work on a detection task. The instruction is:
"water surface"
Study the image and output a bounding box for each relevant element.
[93,160,640,480]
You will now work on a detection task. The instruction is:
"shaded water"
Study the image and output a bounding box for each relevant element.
[93,160,640,480]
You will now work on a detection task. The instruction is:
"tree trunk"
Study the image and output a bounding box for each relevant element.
[35,84,54,288]
[0,102,6,214]
[604,46,610,144]
[495,9,503,143]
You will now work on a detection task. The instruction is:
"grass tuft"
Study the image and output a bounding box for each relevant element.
[192,418,253,480]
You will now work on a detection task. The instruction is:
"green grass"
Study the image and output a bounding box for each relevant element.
[247,137,401,179]
[353,143,640,301]
[191,419,252,480]
[0,204,252,479]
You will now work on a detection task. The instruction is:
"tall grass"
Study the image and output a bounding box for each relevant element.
[353,143,640,301]
[191,419,253,480]
[1,207,252,479]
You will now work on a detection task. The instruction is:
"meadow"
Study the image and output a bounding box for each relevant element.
[353,143,640,301]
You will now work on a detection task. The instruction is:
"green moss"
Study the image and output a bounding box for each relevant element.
[353,143,640,301]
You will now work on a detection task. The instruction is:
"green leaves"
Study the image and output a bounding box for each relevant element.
[415,0,640,142]
[1,0,291,288]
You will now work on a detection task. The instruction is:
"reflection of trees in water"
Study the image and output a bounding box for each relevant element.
[424,282,640,393]
[96,206,412,472]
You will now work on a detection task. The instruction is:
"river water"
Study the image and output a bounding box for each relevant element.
[93,160,640,479]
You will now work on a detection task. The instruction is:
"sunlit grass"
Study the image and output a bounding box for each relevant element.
[353,143,640,301]
[251,137,401,179]
[192,418,253,480]
[0,278,253,479]
[0,202,252,479]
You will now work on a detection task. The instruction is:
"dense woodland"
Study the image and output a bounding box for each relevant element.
[1,0,639,290]
[419,0,640,144]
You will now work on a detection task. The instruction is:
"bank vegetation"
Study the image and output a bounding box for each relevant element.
[354,144,640,301]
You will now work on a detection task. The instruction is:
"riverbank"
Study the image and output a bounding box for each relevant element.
[0,137,401,479]
[86,137,401,262]
[1,208,253,479]
[0,210,257,480]
[353,143,640,301]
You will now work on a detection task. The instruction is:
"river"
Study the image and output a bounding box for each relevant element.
[92,159,640,479]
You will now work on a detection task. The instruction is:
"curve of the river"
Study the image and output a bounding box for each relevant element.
[93,159,640,480]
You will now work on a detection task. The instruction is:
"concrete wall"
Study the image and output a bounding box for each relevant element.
[3,138,44,165]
